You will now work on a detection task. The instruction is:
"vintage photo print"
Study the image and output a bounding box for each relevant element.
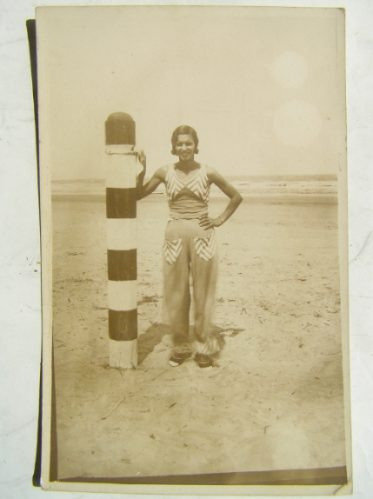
[36,5,351,495]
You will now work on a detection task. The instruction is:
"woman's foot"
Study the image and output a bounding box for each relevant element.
[168,351,192,367]
[194,353,214,368]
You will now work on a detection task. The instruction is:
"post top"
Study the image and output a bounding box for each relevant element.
[106,112,134,124]
[105,112,136,145]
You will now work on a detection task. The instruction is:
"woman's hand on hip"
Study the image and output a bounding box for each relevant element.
[198,214,223,229]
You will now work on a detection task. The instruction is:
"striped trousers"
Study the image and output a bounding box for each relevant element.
[163,219,220,356]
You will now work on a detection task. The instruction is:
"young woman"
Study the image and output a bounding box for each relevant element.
[136,125,242,368]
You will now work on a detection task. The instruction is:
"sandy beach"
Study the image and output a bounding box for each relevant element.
[51,194,346,480]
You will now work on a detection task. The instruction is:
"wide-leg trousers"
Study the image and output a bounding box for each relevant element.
[163,218,220,356]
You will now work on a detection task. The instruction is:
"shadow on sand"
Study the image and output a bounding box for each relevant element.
[137,323,169,365]
[137,323,244,365]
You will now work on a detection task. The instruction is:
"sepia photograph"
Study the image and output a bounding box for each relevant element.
[36,5,351,494]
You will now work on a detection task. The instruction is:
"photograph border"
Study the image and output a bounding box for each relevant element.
[33,4,352,495]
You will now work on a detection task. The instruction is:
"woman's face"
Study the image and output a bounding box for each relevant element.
[174,134,196,161]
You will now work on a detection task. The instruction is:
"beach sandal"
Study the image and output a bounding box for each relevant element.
[168,351,191,367]
[194,353,214,368]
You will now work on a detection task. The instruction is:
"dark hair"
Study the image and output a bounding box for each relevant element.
[171,125,199,155]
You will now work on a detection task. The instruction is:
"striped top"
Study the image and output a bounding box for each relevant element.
[165,163,210,219]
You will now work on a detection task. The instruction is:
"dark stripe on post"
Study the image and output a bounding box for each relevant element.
[106,188,137,218]
[108,249,137,281]
[105,112,135,145]
[109,309,138,341]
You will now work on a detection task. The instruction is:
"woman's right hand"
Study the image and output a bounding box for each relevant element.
[134,148,146,168]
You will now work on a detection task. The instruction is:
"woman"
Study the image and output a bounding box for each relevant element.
[136,125,242,368]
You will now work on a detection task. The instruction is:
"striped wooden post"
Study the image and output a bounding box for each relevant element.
[105,112,138,369]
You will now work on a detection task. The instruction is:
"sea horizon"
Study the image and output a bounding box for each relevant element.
[52,173,338,184]
[51,174,338,205]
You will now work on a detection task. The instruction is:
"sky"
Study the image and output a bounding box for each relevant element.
[36,6,346,180]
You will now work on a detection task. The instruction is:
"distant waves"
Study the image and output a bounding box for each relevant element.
[52,177,338,204]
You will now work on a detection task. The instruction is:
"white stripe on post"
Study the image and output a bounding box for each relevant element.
[108,280,137,311]
[106,151,137,189]
[107,218,137,251]
[109,339,138,370]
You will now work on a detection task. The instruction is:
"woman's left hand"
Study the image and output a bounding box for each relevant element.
[199,214,223,229]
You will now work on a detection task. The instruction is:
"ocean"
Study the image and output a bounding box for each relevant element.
[51,175,338,204]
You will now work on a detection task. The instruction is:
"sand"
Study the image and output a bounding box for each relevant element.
[51,195,346,480]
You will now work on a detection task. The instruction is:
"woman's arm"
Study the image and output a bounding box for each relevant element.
[136,161,165,200]
[199,167,243,229]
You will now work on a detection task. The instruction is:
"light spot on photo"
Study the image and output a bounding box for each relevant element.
[272,51,308,89]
